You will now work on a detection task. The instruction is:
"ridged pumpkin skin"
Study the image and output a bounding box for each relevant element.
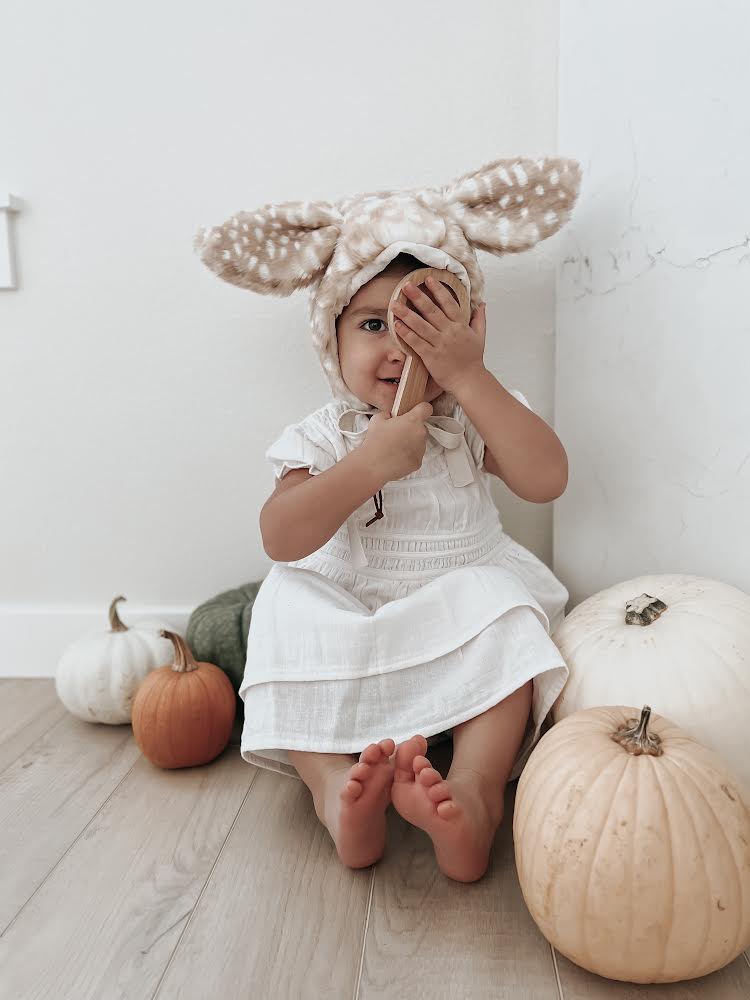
[131,632,236,769]
[513,705,750,984]
[550,574,750,796]
[55,595,178,724]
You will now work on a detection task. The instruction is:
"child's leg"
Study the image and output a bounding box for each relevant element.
[288,741,395,869]
[391,680,533,882]
[448,679,533,818]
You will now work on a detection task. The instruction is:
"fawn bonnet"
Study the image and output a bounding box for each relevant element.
[194,155,582,416]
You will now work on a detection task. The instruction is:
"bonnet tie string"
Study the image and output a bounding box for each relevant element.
[339,410,478,569]
[364,490,384,526]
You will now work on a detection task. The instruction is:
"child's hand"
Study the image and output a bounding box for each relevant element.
[362,401,434,483]
[391,277,487,393]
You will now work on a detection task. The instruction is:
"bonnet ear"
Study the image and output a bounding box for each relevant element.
[193,200,343,296]
[439,156,581,255]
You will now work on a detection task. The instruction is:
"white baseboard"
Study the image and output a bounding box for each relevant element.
[0,605,194,678]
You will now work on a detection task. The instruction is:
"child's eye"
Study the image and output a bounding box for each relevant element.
[361,319,387,334]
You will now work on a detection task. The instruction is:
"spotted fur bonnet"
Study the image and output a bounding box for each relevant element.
[194,155,582,416]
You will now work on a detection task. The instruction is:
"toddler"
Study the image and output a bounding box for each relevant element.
[194,155,581,882]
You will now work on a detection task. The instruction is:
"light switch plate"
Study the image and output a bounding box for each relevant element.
[1,194,21,290]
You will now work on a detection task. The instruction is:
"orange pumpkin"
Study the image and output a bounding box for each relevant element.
[131,630,236,768]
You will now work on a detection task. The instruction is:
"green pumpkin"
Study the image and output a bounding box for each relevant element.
[186,581,264,720]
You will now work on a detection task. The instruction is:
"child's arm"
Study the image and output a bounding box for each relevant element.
[453,367,568,503]
[260,448,388,562]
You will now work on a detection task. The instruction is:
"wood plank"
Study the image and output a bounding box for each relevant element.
[0,700,141,932]
[0,679,68,774]
[0,746,255,999]
[0,678,241,931]
[359,742,561,999]
[153,768,373,999]
[7,677,743,998]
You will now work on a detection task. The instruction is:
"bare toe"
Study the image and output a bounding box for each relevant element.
[360,741,389,766]
[340,770,366,802]
[415,759,441,785]
[394,735,428,781]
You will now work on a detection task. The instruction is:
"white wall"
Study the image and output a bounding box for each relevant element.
[1,0,564,674]
[555,0,750,608]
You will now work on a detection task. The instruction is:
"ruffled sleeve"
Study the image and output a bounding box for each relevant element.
[265,409,339,484]
[453,389,534,471]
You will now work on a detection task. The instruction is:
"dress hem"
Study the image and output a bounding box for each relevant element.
[239,654,568,781]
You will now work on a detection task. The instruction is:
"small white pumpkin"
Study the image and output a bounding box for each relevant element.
[514,704,750,984]
[55,596,178,724]
[551,574,750,795]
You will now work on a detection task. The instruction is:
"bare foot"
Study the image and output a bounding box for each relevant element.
[391,735,505,882]
[315,738,396,869]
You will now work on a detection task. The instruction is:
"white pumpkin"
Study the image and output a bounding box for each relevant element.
[551,574,750,796]
[514,704,750,984]
[55,595,178,724]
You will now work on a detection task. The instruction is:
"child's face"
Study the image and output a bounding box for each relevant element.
[336,269,446,411]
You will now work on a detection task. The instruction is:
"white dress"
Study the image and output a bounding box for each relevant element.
[239,391,570,782]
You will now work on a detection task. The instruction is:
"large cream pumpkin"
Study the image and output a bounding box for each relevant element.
[514,705,750,984]
[551,574,750,796]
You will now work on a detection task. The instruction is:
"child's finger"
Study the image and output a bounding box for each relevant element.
[425,275,462,321]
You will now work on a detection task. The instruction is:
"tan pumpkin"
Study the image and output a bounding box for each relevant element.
[131,630,236,769]
[514,705,750,984]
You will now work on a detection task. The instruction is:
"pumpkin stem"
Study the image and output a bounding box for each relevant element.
[625,593,667,625]
[109,595,129,632]
[160,630,200,673]
[611,705,663,756]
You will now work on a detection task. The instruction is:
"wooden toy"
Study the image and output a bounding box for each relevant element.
[386,267,471,416]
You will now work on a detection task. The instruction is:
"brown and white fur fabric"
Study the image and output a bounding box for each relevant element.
[194,155,582,416]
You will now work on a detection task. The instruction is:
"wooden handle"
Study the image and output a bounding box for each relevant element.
[386,268,471,417]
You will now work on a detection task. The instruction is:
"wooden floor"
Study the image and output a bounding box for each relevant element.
[1,679,749,999]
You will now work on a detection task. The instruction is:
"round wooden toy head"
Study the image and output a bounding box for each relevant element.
[386,267,471,416]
